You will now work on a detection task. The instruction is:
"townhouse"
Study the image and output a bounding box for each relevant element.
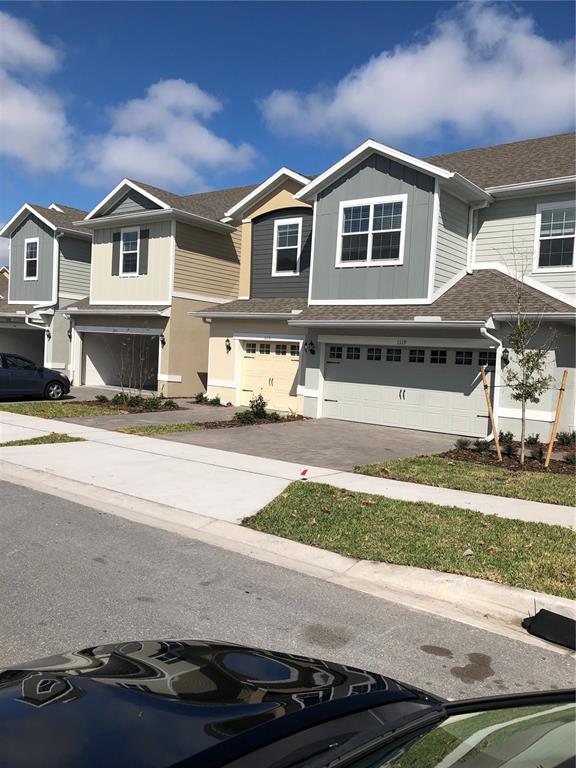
[62,179,255,396]
[0,204,91,375]
[198,133,576,440]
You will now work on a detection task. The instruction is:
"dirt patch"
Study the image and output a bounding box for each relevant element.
[202,415,304,430]
[442,448,574,476]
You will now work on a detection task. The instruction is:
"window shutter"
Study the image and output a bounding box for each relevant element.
[139,229,149,275]
[112,232,121,276]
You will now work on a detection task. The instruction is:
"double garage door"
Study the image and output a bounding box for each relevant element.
[322,344,491,437]
[240,341,301,412]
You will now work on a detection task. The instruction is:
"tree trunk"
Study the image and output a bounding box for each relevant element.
[520,397,526,465]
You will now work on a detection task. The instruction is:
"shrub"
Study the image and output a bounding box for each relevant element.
[94,394,109,403]
[557,430,576,447]
[126,395,145,408]
[249,394,268,419]
[267,411,282,422]
[208,395,221,406]
[142,396,163,411]
[498,430,515,445]
[563,453,576,466]
[525,433,540,446]
[529,444,544,462]
[234,410,256,424]
[474,439,491,453]
[111,392,130,406]
[502,440,518,458]
[455,437,471,450]
[162,399,178,410]
[194,392,206,403]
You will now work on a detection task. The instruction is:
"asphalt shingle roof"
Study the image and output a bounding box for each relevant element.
[128,180,259,221]
[197,298,308,316]
[29,204,90,235]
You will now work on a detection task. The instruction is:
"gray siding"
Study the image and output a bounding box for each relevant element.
[251,208,312,298]
[101,190,161,217]
[475,192,575,298]
[59,236,91,297]
[434,192,469,291]
[310,154,435,301]
[9,214,55,303]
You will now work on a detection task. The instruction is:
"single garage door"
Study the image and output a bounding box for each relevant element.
[0,325,45,364]
[82,332,159,389]
[240,340,302,412]
[322,344,491,437]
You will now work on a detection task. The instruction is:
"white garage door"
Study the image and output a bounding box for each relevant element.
[240,340,302,412]
[0,326,45,364]
[82,332,159,388]
[322,344,491,437]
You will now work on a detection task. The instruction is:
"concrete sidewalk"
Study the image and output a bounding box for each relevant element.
[1,410,574,528]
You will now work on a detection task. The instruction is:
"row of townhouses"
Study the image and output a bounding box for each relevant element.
[1,133,575,440]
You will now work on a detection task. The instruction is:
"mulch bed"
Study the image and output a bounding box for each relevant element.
[202,415,304,430]
[442,448,574,475]
[73,400,181,414]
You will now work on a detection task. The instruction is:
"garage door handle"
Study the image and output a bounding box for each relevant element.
[324,398,338,402]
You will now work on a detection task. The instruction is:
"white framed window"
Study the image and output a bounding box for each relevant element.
[120,228,140,276]
[533,201,575,272]
[272,218,302,276]
[336,194,407,267]
[24,237,39,280]
[367,347,382,361]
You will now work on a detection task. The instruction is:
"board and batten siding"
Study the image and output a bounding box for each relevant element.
[58,236,91,297]
[475,192,576,298]
[100,190,162,217]
[311,154,435,302]
[8,214,55,303]
[251,207,312,298]
[433,191,469,291]
[173,221,240,299]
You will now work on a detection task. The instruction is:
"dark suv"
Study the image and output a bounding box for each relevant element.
[0,353,70,400]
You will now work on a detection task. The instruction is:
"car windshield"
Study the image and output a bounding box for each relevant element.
[345,701,575,768]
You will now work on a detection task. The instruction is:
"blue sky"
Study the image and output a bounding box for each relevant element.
[0,0,574,249]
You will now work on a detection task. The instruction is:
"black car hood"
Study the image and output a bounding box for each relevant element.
[0,639,437,768]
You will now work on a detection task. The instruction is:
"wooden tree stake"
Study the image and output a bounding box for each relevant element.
[545,369,568,469]
[480,365,502,461]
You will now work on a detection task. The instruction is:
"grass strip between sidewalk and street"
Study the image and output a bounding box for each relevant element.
[355,456,575,507]
[118,423,205,436]
[0,402,114,419]
[245,482,575,598]
[0,433,84,448]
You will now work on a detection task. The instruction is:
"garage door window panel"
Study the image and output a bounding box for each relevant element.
[24,238,39,280]
[290,344,300,357]
[386,348,402,362]
[273,218,302,275]
[430,349,447,364]
[346,346,361,360]
[259,343,271,355]
[328,346,343,360]
[337,195,407,267]
[409,349,425,363]
[120,230,139,275]
[245,343,257,355]
[275,344,287,356]
[455,350,473,365]
[479,350,497,368]
[367,347,382,361]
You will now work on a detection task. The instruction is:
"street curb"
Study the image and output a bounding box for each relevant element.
[2,460,575,657]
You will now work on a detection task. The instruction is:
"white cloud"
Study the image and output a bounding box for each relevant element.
[80,79,255,189]
[0,11,70,172]
[260,3,575,146]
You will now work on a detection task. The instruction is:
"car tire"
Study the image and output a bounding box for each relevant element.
[45,381,64,401]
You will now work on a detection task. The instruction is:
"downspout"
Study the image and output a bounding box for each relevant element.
[480,322,503,442]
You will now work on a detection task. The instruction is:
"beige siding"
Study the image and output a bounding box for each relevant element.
[91,221,171,304]
[475,193,576,298]
[173,222,240,299]
[434,192,469,291]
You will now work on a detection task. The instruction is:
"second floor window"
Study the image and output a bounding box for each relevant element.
[338,195,406,266]
[536,203,575,270]
[24,238,38,279]
[273,218,302,275]
[121,230,139,275]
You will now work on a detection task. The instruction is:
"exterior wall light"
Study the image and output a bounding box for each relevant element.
[160,334,166,348]
[308,341,316,355]
[501,348,510,366]
[45,330,52,340]
[225,338,232,353]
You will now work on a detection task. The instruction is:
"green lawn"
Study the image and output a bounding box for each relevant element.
[118,422,205,436]
[0,432,84,448]
[0,402,114,419]
[245,482,575,598]
[355,456,575,507]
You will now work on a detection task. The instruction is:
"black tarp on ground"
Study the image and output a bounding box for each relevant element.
[522,609,576,650]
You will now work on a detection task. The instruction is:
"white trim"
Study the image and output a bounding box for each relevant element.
[119,226,140,276]
[169,219,176,302]
[272,217,303,276]
[23,237,39,281]
[307,200,318,304]
[427,180,440,299]
[233,332,304,342]
[308,297,430,306]
[84,179,171,221]
[75,324,164,335]
[45,362,66,369]
[233,337,241,405]
[335,194,407,268]
[296,385,319,398]
[157,373,182,383]
[51,234,59,303]
[317,334,489,348]
[208,378,236,389]
[59,291,88,300]
[172,290,230,304]
[223,168,310,220]
[532,199,575,275]
[473,261,576,308]
[48,204,64,212]
[499,407,555,422]
[0,204,56,237]
[485,176,576,194]
[86,300,169,307]
[316,341,327,418]
[430,268,468,302]
[295,140,454,202]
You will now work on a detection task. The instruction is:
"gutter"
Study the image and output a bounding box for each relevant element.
[491,312,575,321]
[74,208,234,233]
[287,319,486,329]
[189,311,299,320]
[485,176,576,196]
[480,325,503,443]
[65,307,170,317]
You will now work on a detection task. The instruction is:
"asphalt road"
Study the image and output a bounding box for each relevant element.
[1,480,573,700]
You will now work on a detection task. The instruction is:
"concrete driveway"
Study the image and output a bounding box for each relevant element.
[156,418,458,471]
